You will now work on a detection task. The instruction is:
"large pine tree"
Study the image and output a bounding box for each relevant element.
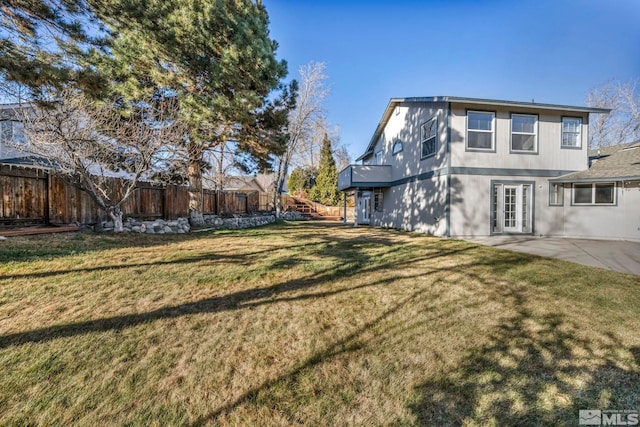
[1,0,293,225]
[310,134,341,206]
[91,0,293,225]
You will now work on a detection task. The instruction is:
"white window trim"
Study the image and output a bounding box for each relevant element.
[375,150,383,165]
[421,117,437,158]
[549,183,564,206]
[561,117,582,149]
[466,110,495,151]
[572,182,616,205]
[510,113,538,153]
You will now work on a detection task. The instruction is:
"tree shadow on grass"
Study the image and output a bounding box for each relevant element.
[0,231,482,350]
[410,283,640,426]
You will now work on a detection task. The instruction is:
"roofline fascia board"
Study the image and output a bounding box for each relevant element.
[355,96,610,161]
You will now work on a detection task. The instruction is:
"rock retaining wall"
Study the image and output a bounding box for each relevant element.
[99,214,277,234]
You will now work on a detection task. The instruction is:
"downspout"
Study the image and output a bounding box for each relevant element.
[445,102,452,238]
[343,191,347,224]
[354,187,359,227]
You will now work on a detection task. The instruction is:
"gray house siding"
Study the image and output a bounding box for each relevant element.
[341,97,636,240]
[551,181,640,241]
[374,174,448,235]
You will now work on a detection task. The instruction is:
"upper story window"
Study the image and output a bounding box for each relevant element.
[467,111,495,151]
[572,182,615,205]
[421,117,437,158]
[375,150,383,165]
[511,114,538,153]
[562,117,582,149]
[0,120,27,145]
[392,139,403,155]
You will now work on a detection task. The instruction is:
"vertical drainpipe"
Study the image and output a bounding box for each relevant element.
[343,191,347,224]
[354,187,359,227]
[445,102,452,238]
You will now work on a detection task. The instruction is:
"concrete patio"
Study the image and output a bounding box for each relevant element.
[465,236,640,276]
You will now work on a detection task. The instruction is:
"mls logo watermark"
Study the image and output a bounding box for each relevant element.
[579,410,639,426]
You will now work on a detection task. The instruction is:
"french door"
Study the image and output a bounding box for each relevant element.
[492,183,533,234]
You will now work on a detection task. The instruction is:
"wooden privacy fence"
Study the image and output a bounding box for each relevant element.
[0,164,271,227]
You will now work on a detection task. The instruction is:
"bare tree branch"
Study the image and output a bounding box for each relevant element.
[14,89,183,231]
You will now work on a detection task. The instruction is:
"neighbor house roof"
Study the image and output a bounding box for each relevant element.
[551,141,640,183]
[356,96,611,161]
[223,175,266,192]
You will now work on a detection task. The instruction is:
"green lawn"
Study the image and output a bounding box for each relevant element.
[0,222,638,426]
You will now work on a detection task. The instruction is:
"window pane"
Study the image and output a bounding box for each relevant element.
[468,112,493,131]
[422,137,436,157]
[549,183,564,206]
[512,134,535,151]
[422,119,437,141]
[468,131,493,149]
[492,184,502,233]
[0,121,12,143]
[392,140,403,154]
[574,184,592,204]
[562,133,579,147]
[595,183,614,204]
[12,122,26,144]
[512,115,535,133]
[504,187,516,228]
[562,118,581,132]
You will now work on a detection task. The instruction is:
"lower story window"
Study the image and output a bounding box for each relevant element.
[572,182,615,205]
[491,182,534,234]
[549,183,564,206]
[374,191,384,212]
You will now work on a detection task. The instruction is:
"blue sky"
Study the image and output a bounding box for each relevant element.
[264,0,640,159]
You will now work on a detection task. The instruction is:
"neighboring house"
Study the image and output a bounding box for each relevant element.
[222,175,267,192]
[338,96,638,241]
[0,103,30,163]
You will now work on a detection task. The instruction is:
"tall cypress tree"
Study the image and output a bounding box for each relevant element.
[311,134,341,206]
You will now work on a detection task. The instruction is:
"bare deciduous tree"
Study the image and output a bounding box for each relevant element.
[271,61,351,212]
[17,90,183,232]
[587,78,640,148]
[272,62,330,214]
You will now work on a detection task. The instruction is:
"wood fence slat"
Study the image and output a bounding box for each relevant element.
[0,165,275,228]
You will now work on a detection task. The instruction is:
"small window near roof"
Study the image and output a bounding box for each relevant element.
[562,117,582,148]
[421,117,437,158]
[392,139,403,155]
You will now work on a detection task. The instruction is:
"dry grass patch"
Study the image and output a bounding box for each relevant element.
[0,222,639,426]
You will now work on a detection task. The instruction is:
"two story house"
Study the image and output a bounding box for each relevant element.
[338,96,639,241]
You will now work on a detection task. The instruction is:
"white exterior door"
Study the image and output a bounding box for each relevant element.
[503,185,521,233]
[493,183,533,234]
[359,192,371,224]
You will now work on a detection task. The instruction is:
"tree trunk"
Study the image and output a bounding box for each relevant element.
[109,206,124,233]
[188,156,205,227]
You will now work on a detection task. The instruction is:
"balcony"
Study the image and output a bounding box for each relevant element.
[337,165,392,191]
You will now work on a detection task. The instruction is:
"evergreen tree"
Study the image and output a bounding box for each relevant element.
[288,166,316,196]
[310,134,341,206]
[1,0,293,226]
[91,0,292,225]
[0,0,110,96]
